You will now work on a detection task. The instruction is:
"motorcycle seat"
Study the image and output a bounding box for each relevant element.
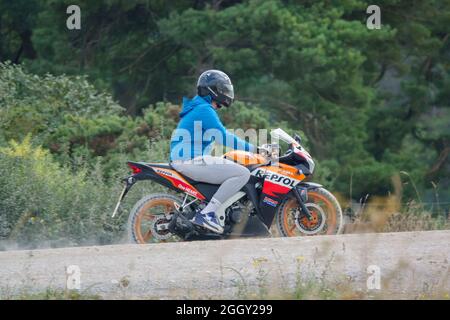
[145,162,173,170]
[145,162,201,185]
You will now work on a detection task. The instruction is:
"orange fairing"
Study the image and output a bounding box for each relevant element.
[151,167,206,200]
[263,163,306,181]
[224,150,267,166]
[254,163,306,197]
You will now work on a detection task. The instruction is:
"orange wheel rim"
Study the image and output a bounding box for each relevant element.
[134,199,175,244]
[282,191,337,236]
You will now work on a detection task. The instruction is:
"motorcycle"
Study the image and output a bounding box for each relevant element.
[112,128,343,243]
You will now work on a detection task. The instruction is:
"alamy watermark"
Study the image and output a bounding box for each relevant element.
[66,264,81,290]
[66,4,381,31]
[169,123,288,165]
[66,5,81,30]
[366,5,381,30]
[366,264,381,290]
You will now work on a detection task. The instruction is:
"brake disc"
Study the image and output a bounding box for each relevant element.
[295,203,326,235]
[149,215,174,240]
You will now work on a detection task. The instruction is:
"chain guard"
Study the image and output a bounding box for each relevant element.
[167,212,196,240]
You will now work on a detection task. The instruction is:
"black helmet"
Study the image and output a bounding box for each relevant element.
[197,70,234,108]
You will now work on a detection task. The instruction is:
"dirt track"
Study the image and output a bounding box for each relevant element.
[0,230,449,299]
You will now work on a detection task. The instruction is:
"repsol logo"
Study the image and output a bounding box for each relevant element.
[253,169,297,187]
[154,168,174,177]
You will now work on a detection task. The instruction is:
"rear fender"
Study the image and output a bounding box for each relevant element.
[111,162,177,218]
[127,161,180,190]
[126,161,157,181]
[128,161,206,200]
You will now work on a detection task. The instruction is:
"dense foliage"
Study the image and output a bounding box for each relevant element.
[0,0,449,246]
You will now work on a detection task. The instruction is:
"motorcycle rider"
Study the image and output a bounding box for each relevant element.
[170,70,256,234]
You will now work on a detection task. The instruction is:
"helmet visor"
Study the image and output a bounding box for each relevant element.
[217,83,234,100]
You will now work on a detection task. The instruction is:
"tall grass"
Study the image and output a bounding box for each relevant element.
[345,173,450,233]
[0,136,166,249]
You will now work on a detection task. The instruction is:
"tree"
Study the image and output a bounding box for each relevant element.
[1,0,449,199]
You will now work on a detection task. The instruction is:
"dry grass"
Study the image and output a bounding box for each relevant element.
[343,173,449,233]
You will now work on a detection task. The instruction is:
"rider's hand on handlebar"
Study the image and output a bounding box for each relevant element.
[257,144,270,154]
[257,144,280,158]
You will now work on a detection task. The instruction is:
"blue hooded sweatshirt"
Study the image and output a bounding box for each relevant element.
[170,95,256,161]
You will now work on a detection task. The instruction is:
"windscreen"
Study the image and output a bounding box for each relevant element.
[270,128,298,146]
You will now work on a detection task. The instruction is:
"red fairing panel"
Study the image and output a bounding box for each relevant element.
[262,180,292,197]
[152,167,206,200]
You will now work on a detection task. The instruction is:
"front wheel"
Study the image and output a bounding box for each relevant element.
[276,187,343,237]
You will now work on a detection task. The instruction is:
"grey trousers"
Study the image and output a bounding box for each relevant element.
[171,156,251,203]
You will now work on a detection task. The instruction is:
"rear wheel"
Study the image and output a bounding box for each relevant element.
[127,193,183,244]
[276,187,343,237]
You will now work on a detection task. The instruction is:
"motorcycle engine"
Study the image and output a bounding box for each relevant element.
[229,206,242,224]
[227,200,253,224]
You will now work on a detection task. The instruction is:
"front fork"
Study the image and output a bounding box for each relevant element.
[292,186,313,221]
[111,176,136,218]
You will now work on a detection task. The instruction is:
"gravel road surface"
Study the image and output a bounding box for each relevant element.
[0,230,449,299]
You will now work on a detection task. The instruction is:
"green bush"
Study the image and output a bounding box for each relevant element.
[0,134,176,248]
[0,136,121,247]
[0,62,124,142]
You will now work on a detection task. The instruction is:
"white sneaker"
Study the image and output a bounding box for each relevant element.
[191,212,224,234]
